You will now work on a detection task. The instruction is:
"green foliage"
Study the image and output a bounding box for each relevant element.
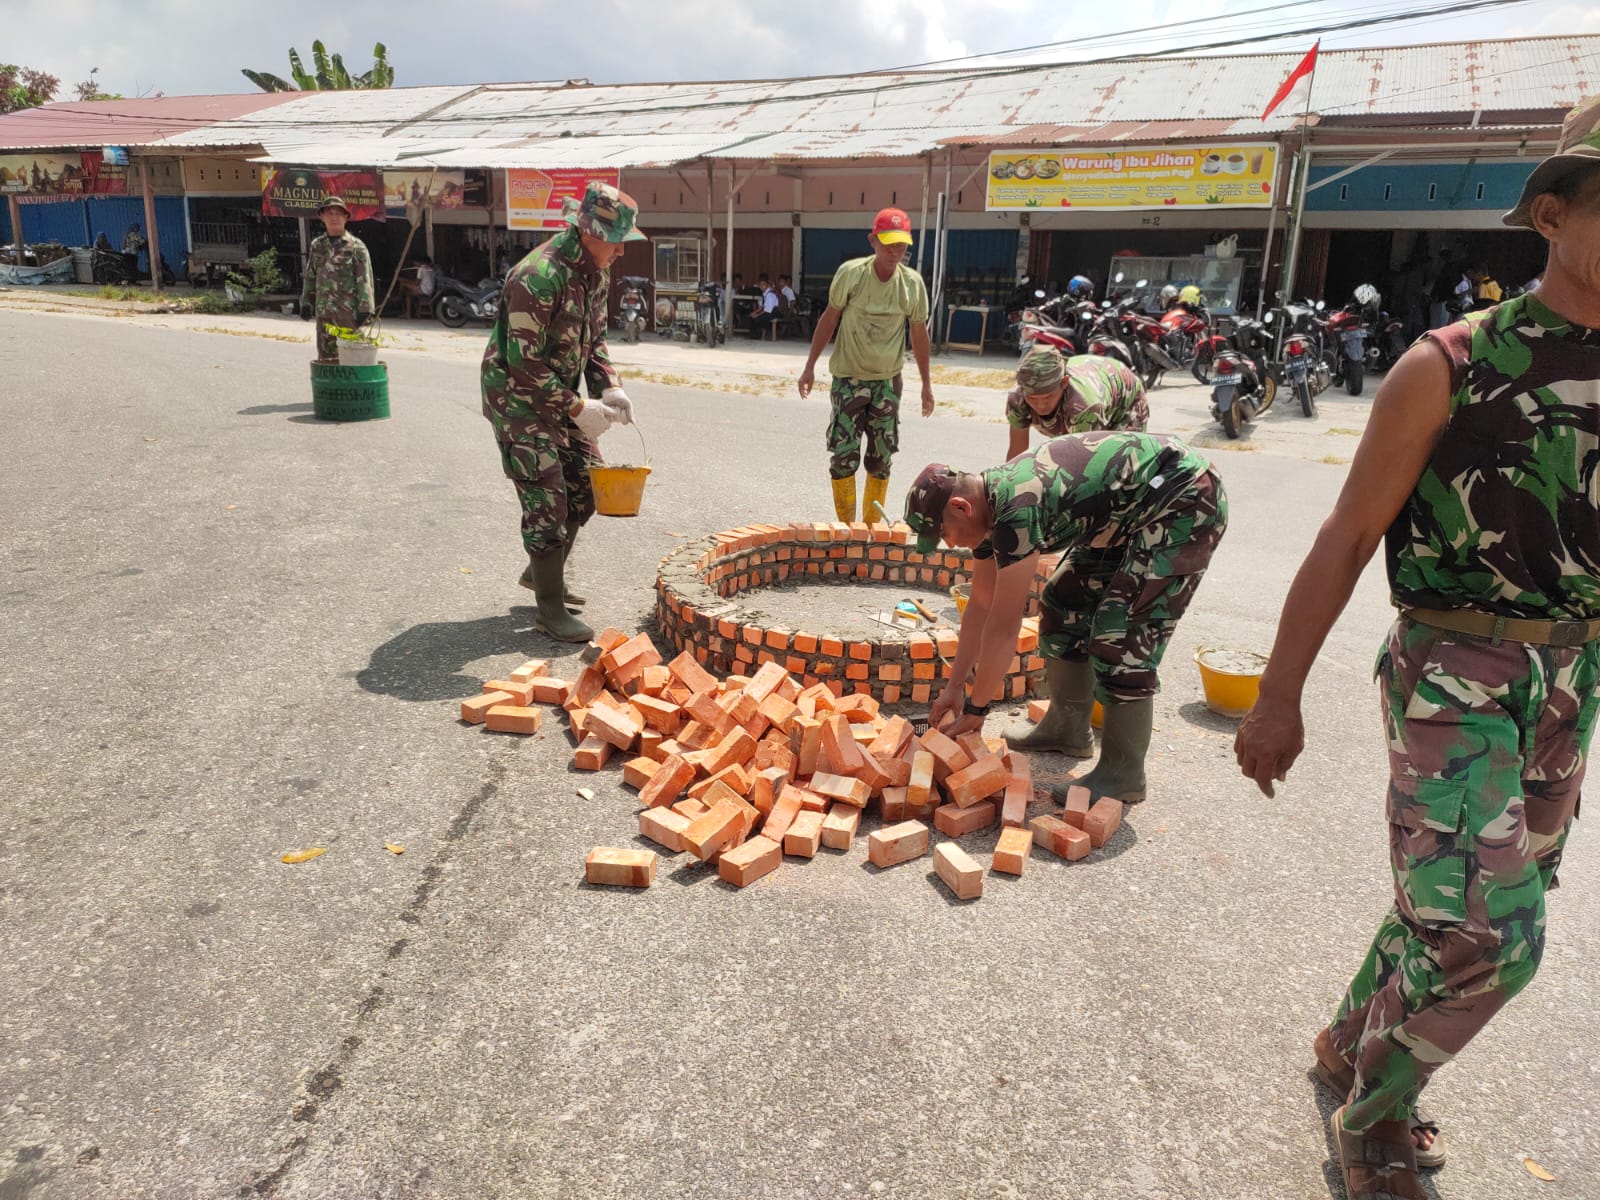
[225,248,288,297]
[0,63,59,114]
[242,42,394,92]
[322,323,383,345]
[74,68,121,102]
[187,291,242,314]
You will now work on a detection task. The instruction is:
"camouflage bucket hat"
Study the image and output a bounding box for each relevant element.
[904,462,960,554]
[1503,94,1600,229]
[1017,345,1066,393]
[566,181,648,243]
[318,196,351,216]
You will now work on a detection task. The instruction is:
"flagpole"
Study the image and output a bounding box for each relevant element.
[1279,45,1320,304]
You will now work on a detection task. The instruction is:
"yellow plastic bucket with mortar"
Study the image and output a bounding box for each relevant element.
[588,423,651,517]
[950,582,970,618]
[1195,647,1268,718]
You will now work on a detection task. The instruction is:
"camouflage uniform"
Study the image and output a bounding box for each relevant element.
[824,256,929,480]
[1007,352,1149,438]
[481,185,642,558]
[827,377,903,479]
[1328,291,1600,1131]
[301,233,375,362]
[970,432,1227,703]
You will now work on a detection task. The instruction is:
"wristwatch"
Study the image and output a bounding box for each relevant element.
[963,697,991,717]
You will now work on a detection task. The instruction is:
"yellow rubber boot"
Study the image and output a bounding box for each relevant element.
[831,475,857,522]
[862,475,889,525]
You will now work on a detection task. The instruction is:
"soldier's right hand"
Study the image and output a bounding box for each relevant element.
[1234,697,1304,798]
[797,366,815,399]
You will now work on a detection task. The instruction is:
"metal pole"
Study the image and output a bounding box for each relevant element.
[140,159,162,293]
[1257,154,1285,319]
[725,159,735,335]
[916,155,930,273]
[1280,62,1319,302]
[7,193,22,263]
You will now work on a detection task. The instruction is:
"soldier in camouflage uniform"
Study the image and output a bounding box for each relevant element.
[481,181,645,643]
[904,431,1227,802]
[797,208,935,525]
[1005,346,1149,460]
[299,198,375,362]
[1235,96,1600,1200]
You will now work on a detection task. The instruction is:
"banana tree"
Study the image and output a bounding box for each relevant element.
[242,42,393,91]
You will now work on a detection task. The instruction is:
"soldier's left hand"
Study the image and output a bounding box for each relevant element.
[920,382,936,418]
[600,387,634,425]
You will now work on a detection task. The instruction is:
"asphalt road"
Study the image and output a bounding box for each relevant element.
[2,309,1595,1200]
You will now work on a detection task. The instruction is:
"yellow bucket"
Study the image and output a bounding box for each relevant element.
[950,582,970,618]
[1195,647,1269,718]
[1091,700,1104,729]
[590,465,651,517]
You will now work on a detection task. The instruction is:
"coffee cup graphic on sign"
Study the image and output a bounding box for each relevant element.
[1202,153,1222,175]
[1225,152,1247,175]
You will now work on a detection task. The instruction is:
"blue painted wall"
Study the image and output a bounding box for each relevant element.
[802,227,1018,280]
[0,196,188,277]
[1305,159,1535,212]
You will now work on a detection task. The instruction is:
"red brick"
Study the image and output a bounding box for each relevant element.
[933,800,997,837]
[682,800,745,861]
[586,699,643,751]
[750,766,789,816]
[719,835,781,887]
[1030,814,1090,860]
[762,786,803,842]
[919,727,974,783]
[483,678,536,707]
[880,786,908,822]
[1063,785,1092,829]
[509,659,550,684]
[933,842,984,900]
[819,803,861,850]
[638,807,691,852]
[791,715,823,776]
[485,705,543,735]
[667,650,718,696]
[847,641,873,661]
[461,690,516,724]
[908,634,935,660]
[671,797,710,820]
[792,632,819,654]
[907,750,936,812]
[622,756,660,790]
[782,809,825,857]
[946,754,1009,808]
[1084,798,1124,848]
[585,847,655,888]
[992,826,1033,875]
[573,734,614,771]
[809,772,871,808]
[639,754,695,808]
[867,820,929,867]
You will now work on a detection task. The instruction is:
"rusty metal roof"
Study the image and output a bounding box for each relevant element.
[0,93,302,151]
[16,36,1595,167]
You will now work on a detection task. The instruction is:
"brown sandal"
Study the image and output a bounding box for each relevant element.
[1332,1104,1428,1200]
[1311,1031,1445,1169]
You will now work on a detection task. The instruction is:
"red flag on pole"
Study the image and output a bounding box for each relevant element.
[1261,41,1319,120]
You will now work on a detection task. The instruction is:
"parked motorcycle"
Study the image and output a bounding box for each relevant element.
[1160,300,1209,377]
[1365,309,1408,373]
[1209,312,1278,439]
[695,280,725,346]
[433,271,502,327]
[1324,299,1369,396]
[618,275,649,343]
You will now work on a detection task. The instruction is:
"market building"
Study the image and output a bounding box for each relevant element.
[1,35,1593,339]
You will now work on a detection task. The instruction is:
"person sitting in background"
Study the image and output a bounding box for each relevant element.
[779,274,797,305]
[749,276,780,339]
[121,223,145,279]
[397,255,436,319]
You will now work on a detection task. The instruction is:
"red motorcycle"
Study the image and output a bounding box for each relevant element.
[1160,302,1212,380]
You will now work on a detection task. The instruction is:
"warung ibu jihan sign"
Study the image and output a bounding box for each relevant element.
[986,143,1277,211]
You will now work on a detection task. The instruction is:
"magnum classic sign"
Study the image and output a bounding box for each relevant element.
[261,167,385,221]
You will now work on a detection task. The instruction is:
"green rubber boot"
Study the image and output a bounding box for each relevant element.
[1077,697,1153,803]
[528,549,593,643]
[1004,658,1096,756]
[561,521,587,608]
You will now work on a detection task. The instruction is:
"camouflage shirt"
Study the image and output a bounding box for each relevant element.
[1005,354,1149,436]
[300,233,374,319]
[481,227,618,441]
[1388,292,1600,619]
[977,432,1213,567]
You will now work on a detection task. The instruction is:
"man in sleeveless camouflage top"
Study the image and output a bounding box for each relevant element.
[1236,96,1600,1200]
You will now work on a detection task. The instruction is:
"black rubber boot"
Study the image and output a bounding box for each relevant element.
[1004,658,1096,756]
[528,550,593,643]
[1077,697,1153,803]
[561,521,587,608]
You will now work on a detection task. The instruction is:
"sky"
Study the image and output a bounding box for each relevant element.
[9,0,1600,99]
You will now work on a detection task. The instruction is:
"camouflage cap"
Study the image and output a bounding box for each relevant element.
[1016,345,1066,393]
[318,196,351,215]
[903,462,961,554]
[1504,94,1600,229]
[567,180,648,243]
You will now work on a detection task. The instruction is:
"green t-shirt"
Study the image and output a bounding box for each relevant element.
[826,257,930,382]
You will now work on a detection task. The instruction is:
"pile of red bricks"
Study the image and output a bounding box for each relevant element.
[654,522,1059,707]
[460,629,1124,897]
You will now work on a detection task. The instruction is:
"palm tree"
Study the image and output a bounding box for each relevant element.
[242,42,393,92]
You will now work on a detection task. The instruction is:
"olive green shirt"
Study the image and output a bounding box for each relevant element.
[826,257,930,382]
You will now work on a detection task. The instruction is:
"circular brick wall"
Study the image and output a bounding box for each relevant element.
[654,521,1055,708]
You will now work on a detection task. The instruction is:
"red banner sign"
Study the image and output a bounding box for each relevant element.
[506,168,620,230]
[1,150,127,197]
[261,167,385,221]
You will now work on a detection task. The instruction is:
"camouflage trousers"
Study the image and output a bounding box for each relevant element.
[827,375,902,480]
[1038,469,1227,703]
[1329,616,1600,1131]
[497,431,597,557]
[314,312,359,362]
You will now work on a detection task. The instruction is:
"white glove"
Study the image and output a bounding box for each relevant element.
[571,399,611,441]
[600,386,634,425]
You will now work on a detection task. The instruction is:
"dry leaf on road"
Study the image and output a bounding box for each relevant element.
[280,847,326,864]
[458,566,474,574]
[1522,1157,1556,1182]
[384,843,405,855]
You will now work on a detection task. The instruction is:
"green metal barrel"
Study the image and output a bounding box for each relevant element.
[309,361,390,422]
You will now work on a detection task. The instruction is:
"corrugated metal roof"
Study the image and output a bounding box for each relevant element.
[16,36,1597,168]
[0,93,300,151]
